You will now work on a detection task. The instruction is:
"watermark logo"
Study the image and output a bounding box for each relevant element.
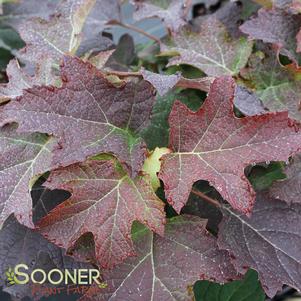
[4,264,107,299]
[5,267,22,285]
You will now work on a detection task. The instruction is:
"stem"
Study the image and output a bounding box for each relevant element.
[191,188,221,208]
[106,70,142,77]
[177,77,214,92]
[104,70,213,94]
[108,20,161,44]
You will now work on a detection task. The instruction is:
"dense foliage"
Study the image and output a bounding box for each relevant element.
[0,0,301,300]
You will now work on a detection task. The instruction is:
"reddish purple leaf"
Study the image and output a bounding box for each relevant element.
[270,154,301,204]
[234,86,267,116]
[131,0,192,33]
[0,56,156,176]
[37,157,165,269]
[18,0,95,66]
[240,46,301,121]
[164,18,253,76]
[1,0,59,30]
[218,193,301,297]
[240,8,301,65]
[140,68,182,96]
[254,0,301,13]
[159,76,301,214]
[0,186,90,300]
[80,215,238,301]
[0,123,56,228]
[0,59,55,104]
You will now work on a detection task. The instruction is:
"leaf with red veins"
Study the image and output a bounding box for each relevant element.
[218,193,301,297]
[240,8,301,65]
[164,18,253,77]
[0,59,55,104]
[0,123,56,229]
[0,56,156,176]
[36,157,165,269]
[131,0,192,33]
[80,215,238,301]
[270,154,301,204]
[159,76,301,214]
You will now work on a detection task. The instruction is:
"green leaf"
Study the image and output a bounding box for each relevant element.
[248,162,287,191]
[142,147,171,191]
[194,270,265,301]
[141,88,205,149]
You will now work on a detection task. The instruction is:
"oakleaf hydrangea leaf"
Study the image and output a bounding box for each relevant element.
[0,123,56,229]
[19,0,95,65]
[218,193,301,297]
[241,47,301,121]
[0,0,59,30]
[240,8,301,65]
[37,157,165,269]
[140,68,182,96]
[0,56,156,176]
[234,86,267,116]
[0,59,55,103]
[253,0,301,13]
[131,0,192,33]
[270,154,301,203]
[164,18,253,76]
[159,77,301,214]
[80,215,238,301]
[0,187,91,300]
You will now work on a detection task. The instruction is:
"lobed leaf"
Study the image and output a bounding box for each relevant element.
[163,18,253,76]
[80,215,238,301]
[270,154,301,203]
[218,193,301,297]
[0,123,56,228]
[240,8,301,65]
[19,0,95,66]
[241,46,301,121]
[37,157,165,269]
[0,56,156,176]
[131,0,192,33]
[0,59,55,104]
[159,76,301,214]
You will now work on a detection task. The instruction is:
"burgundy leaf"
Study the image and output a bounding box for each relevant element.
[159,76,301,214]
[164,18,253,76]
[0,123,56,228]
[18,0,95,65]
[131,0,192,33]
[37,157,165,269]
[1,0,59,30]
[193,1,250,39]
[240,8,301,65]
[140,68,182,96]
[270,154,301,204]
[218,193,301,297]
[254,0,301,13]
[80,215,238,301]
[240,46,301,121]
[234,86,267,116]
[0,59,55,104]
[0,185,91,300]
[0,56,156,176]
